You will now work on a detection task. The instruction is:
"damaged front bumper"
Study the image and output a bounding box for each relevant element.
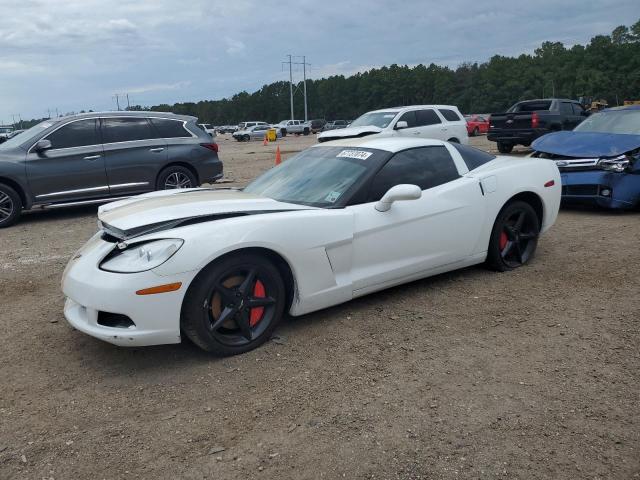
[560,170,639,209]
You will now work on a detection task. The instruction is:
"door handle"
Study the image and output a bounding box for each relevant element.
[83,155,101,160]
[149,147,165,153]
[413,131,421,135]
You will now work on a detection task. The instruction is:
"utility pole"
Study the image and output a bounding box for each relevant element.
[285,55,294,120]
[126,93,130,110]
[301,56,308,121]
[113,94,121,111]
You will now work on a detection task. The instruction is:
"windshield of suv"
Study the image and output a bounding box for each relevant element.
[574,109,640,135]
[349,111,398,128]
[244,146,384,207]
[0,120,54,150]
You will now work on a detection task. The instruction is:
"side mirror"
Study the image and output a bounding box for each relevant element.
[33,139,52,152]
[395,120,409,130]
[375,184,422,212]
[580,110,589,116]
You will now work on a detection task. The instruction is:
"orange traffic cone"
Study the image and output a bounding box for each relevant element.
[275,146,282,165]
[263,135,268,146]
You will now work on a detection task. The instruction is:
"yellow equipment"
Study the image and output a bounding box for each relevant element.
[623,100,640,106]
[267,128,277,142]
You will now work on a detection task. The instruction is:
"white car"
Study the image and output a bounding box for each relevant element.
[232,124,280,142]
[318,105,469,144]
[198,123,217,138]
[274,120,311,136]
[62,137,560,356]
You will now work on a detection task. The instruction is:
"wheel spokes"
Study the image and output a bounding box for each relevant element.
[235,309,253,341]
[210,306,235,331]
[246,296,275,308]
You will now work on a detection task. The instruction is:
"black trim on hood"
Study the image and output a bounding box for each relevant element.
[100,210,303,242]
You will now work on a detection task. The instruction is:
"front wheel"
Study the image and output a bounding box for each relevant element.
[280,128,287,137]
[486,201,540,271]
[0,183,22,228]
[497,142,514,154]
[472,127,479,137]
[157,166,197,190]
[181,253,286,355]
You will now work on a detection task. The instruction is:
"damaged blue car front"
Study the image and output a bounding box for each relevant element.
[531,106,640,209]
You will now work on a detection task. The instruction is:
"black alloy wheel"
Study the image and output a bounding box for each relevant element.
[181,253,285,355]
[487,201,540,271]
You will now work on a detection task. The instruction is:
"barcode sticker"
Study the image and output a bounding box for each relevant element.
[337,150,372,160]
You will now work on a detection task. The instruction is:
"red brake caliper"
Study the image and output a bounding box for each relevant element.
[249,280,266,327]
[499,231,508,251]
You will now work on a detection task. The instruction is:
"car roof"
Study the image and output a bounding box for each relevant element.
[603,105,640,111]
[366,105,461,114]
[312,136,448,153]
[54,111,196,122]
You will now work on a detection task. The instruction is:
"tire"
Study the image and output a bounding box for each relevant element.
[280,128,287,137]
[156,166,197,190]
[486,200,540,272]
[243,135,250,142]
[447,138,460,144]
[303,128,310,136]
[181,253,286,356]
[497,142,514,154]
[472,127,479,137]
[0,183,22,228]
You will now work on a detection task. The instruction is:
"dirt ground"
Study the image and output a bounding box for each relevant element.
[1,134,638,480]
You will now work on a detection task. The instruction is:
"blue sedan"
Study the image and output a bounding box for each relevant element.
[531,105,640,210]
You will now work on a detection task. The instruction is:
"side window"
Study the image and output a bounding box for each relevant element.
[103,118,158,143]
[397,111,417,128]
[572,103,584,115]
[46,119,100,149]
[449,143,496,171]
[416,109,442,126]
[438,109,462,122]
[150,118,190,138]
[560,102,574,116]
[367,147,460,201]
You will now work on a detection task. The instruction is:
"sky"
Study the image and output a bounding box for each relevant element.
[0,0,638,122]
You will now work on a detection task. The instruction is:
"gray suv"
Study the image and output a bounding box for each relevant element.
[0,111,222,227]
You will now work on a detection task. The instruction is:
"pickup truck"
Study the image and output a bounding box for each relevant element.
[488,99,588,153]
[274,120,311,136]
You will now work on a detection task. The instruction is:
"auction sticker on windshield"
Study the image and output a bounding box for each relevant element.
[337,150,372,160]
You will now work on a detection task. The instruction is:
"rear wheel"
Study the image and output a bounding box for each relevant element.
[447,137,460,143]
[487,201,540,271]
[0,183,21,228]
[303,128,310,136]
[157,166,197,190]
[497,142,513,154]
[181,253,286,356]
[280,128,287,137]
[472,127,479,137]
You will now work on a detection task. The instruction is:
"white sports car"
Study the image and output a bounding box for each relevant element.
[62,137,561,355]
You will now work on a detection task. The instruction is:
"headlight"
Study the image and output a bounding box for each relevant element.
[100,239,184,273]
[598,155,630,173]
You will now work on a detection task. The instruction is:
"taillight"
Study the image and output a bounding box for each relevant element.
[531,112,539,129]
[487,115,492,127]
[200,143,219,153]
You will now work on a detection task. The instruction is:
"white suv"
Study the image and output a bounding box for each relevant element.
[237,121,268,130]
[317,105,468,144]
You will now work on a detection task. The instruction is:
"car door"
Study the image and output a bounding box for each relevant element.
[559,102,579,130]
[348,145,485,293]
[102,116,168,195]
[25,118,109,203]
[412,109,445,140]
[571,103,587,128]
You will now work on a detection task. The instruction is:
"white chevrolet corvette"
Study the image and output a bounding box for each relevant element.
[62,137,560,355]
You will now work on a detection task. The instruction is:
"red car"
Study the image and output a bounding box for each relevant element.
[465,114,490,136]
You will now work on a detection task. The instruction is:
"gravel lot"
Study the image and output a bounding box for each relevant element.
[1,134,638,479]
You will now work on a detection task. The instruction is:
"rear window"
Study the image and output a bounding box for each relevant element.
[151,118,191,138]
[438,109,462,122]
[449,143,496,171]
[509,101,552,113]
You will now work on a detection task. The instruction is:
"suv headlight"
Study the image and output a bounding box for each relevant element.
[598,155,630,173]
[100,239,184,273]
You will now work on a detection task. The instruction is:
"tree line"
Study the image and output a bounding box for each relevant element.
[20,19,640,128]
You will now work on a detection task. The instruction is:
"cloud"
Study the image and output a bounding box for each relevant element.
[0,0,638,118]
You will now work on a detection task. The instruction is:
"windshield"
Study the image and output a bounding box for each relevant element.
[244,146,382,207]
[0,120,54,150]
[349,111,398,128]
[574,110,640,135]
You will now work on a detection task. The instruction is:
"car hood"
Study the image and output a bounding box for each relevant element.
[98,188,315,238]
[318,125,383,139]
[532,131,640,158]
